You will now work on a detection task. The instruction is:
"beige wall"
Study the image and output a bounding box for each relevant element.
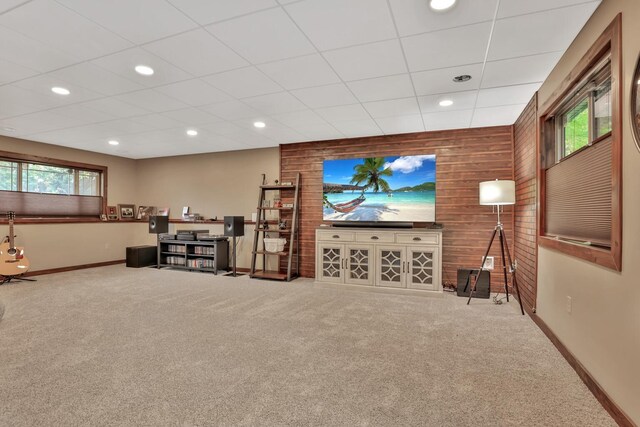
[0,136,146,271]
[1,136,279,271]
[536,0,640,422]
[134,147,280,269]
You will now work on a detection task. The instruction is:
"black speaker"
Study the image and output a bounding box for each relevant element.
[149,215,169,234]
[457,268,491,298]
[126,245,157,268]
[224,216,244,237]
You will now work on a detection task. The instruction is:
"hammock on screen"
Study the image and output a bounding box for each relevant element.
[325,195,366,214]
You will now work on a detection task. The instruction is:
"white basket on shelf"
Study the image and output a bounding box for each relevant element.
[264,238,286,253]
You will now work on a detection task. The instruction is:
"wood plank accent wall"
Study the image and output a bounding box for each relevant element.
[513,95,538,311]
[280,127,514,291]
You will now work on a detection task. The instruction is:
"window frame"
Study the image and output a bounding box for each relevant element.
[0,150,108,223]
[537,14,622,272]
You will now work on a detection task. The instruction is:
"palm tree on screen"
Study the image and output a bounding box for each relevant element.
[350,157,392,194]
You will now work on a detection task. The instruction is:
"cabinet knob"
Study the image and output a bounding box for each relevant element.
[332,235,340,239]
[413,237,422,241]
[370,236,379,240]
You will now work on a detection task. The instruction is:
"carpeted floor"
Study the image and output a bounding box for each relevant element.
[0,265,614,426]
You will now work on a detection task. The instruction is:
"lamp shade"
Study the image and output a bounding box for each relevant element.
[479,180,515,205]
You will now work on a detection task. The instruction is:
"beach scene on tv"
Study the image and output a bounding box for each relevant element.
[323,154,436,222]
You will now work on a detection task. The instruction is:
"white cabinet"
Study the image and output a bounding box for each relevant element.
[316,228,442,293]
[317,242,374,286]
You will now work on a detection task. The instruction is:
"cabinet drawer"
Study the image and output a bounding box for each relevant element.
[396,233,439,245]
[317,230,355,242]
[355,231,394,243]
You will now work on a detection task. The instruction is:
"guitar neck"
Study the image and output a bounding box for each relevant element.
[8,219,15,248]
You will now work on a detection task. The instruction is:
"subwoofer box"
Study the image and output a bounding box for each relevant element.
[456,268,491,298]
[126,245,157,268]
[148,215,169,234]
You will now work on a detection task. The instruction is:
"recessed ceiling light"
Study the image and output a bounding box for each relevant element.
[51,86,70,95]
[135,65,154,76]
[1,126,15,132]
[108,140,119,146]
[453,75,472,83]
[430,0,456,11]
[439,99,454,107]
[253,121,266,128]
[186,129,198,136]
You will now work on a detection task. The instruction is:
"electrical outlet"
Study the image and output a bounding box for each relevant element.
[566,296,572,314]
[483,256,494,270]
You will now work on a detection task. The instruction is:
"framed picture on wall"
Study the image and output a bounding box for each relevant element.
[106,206,118,221]
[157,207,170,217]
[136,206,156,220]
[118,204,135,220]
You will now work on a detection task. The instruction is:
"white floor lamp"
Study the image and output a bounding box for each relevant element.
[466,179,524,315]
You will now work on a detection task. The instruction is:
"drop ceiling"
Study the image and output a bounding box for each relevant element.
[0,0,601,159]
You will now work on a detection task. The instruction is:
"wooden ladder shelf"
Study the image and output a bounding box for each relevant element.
[249,173,301,281]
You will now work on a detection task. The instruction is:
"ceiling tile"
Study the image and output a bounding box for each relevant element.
[471,104,527,127]
[375,115,424,135]
[131,113,187,131]
[331,119,381,138]
[48,62,144,96]
[0,0,131,61]
[80,97,151,119]
[347,74,415,103]
[412,63,483,96]
[363,98,420,119]
[0,110,85,135]
[476,83,541,108]
[242,91,307,115]
[285,0,396,51]
[201,100,261,121]
[207,8,315,63]
[0,57,39,85]
[315,104,370,122]
[0,0,25,13]
[57,0,197,44]
[92,47,192,87]
[272,109,326,127]
[144,29,248,76]
[481,51,562,88]
[488,3,599,61]
[99,118,152,134]
[0,26,80,72]
[161,107,223,125]
[50,104,119,124]
[155,79,233,107]
[324,39,407,81]
[497,0,600,19]
[287,122,343,140]
[423,109,473,131]
[389,0,497,37]
[115,89,189,113]
[258,54,340,90]
[402,22,491,72]
[168,0,278,25]
[203,67,282,98]
[14,74,103,105]
[418,90,478,113]
[0,85,59,118]
[290,84,357,109]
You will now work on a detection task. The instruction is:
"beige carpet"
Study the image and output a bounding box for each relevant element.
[0,266,614,426]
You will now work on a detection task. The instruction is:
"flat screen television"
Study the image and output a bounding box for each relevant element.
[323,154,436,223]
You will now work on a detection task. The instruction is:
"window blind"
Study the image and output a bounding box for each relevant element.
[545,138,612,246]
[0,190,102,217]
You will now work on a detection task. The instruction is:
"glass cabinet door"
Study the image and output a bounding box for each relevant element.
[376,246,405,288]
[345,244,373,286]
[318,243,344,283]
[406,248,438,291]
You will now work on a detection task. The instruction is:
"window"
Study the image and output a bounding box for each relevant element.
[538,15,621,271]
[0,151,107,219]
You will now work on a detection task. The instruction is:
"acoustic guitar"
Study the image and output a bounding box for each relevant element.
[0,212,30,276]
